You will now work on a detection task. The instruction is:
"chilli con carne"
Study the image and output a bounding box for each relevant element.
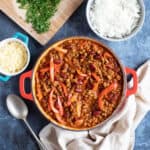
[35,39,123,129]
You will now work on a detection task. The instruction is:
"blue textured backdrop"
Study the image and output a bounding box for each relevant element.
[0,0,150,149]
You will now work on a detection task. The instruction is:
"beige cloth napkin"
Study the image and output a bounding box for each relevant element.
[39,60,150,150]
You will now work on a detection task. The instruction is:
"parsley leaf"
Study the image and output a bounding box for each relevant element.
[17,0,61,33]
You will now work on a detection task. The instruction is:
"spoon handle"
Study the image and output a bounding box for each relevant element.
[23,119,48,150]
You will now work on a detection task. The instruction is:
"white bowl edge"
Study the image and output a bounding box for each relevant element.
[86,0,145,42]
[0,38,30,76]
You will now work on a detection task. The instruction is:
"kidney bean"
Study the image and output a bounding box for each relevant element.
[107,92,119,103]
[54,76,59,81]
[60,72,67,79]
[89,63,95,71]
[77,75,85,81]
[86,82,93,90]
[93,111,101,116]
[77,80,83,85]
[114,62,120,72]
[89,50,95,55]
[106,64,114,69]
[54,59,62,64]
[94,54,101,59]
[79,54,84,59]
[108,93,114,99]
[75,88,82,93]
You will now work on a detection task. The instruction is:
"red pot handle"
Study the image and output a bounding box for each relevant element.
[125,67,138,97]
[19,70,33,101]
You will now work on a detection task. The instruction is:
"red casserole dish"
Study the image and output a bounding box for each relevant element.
[19,37,138,131]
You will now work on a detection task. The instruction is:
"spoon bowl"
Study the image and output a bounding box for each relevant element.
[6,94,28,119]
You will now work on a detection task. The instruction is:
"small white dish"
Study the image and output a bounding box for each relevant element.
[0,32,30,82]
[86,0,145,41]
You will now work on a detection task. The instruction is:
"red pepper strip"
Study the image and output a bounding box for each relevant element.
[67,93,78,107]
[105,64,114,69]
[50,56,54,82]
[57,96,64,116]
[66,94,72,106]
[39,67,49,74]
[54,64,62,73]
[60,82,68,96]
[55,113,66,125]
[91,73,100,94]
[104,52,112,58]
[49,89,59,114]
[98,82,118,110]
[55,47,68,53]
[92,82,99,92]
[91,73,101,82]
[77,69,87,77]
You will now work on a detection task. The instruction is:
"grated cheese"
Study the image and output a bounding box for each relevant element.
[0,41,28,74]
[90,0,141,38]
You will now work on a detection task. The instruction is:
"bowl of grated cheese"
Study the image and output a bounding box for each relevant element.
[86,0,145,41]
[0,32,30,81]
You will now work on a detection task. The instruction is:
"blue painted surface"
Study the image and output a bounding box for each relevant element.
[0,0,150,149]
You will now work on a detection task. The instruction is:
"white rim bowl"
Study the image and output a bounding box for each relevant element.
[86,0,145,42]
[0,38,30,76]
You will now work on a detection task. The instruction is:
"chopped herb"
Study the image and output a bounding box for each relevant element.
[17,0,61,33]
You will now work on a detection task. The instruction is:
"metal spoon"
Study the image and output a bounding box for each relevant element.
[6,94,47,150]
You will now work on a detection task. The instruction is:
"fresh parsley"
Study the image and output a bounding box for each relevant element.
[17,0,61,33]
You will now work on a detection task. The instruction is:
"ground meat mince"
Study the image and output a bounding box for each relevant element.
[34,38,123,129]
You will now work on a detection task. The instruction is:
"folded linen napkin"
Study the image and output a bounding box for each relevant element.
[39,60,150,150]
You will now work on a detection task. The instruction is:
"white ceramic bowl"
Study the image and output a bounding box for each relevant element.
[0,38,30,76]
[86,0,145,41]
